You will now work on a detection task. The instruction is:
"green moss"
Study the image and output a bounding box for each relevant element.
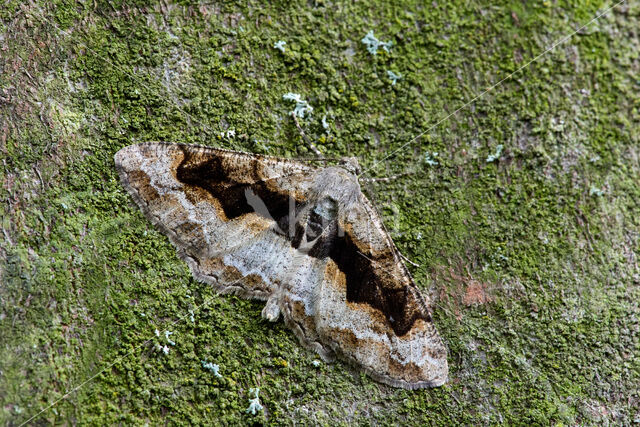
[1,0,639,424]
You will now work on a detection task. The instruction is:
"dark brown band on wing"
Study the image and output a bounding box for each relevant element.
[173,146,430,337]
[329,232,432,336]
[175,145,292,221]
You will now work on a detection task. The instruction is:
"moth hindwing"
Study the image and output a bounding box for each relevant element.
[114,142,448,389]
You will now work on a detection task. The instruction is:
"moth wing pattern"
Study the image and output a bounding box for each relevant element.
[313,195,448,388]
[115,142,448,389]
[114,142,317,300]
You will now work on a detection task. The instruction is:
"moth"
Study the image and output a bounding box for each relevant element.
[114,142,448,389]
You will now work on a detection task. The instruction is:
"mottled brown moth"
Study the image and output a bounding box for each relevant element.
[115,142,447,389]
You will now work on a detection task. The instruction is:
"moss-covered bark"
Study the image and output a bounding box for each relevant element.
[1,0,638,424]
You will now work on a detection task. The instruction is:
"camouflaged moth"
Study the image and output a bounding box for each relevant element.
[115,142,448,389]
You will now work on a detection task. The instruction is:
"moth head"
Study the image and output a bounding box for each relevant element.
[339,157,361,176]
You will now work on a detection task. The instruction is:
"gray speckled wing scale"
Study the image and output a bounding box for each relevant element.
[114,142,448,389]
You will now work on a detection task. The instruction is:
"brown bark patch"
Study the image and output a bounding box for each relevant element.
[462,280,492,306]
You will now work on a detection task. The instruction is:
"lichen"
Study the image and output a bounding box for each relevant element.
[246,388,264,415]
[424,152,439,166]
[282,92,313,118]
[201,360,223,378]
[273,40,286,53]
[361,30,393,55]
[486,144,504,163]
[386,70,403,85]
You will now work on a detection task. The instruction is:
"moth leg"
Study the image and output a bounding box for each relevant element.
[261,292,281,322]
[400,252,420,267]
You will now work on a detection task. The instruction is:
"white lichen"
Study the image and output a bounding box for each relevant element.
[322,114,330,133]
[283,92,313,118]
[274,40,286,52]
[220,129,236,139]
[246,388,264,415]
[165,330,175,346]
[154,329,160,337]
[312,359,322,367]
[486,144,504,162]
[201,360,223,378]
[387,70,402,85]
[589,186,604,197]
[361,30,393,55]
[162,345,170,355]
[424,152,439,166]
[189,309,195,323]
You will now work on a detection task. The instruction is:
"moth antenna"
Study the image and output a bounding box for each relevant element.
[291,112,324,158]
[361,172,413,183]
[296,156,342,164]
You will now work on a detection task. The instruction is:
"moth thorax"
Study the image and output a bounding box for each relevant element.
[313,197,338,222]
[339,157,361,175]
[312,167,361,209]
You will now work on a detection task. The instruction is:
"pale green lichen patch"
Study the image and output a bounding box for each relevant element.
[1,0,639,425]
